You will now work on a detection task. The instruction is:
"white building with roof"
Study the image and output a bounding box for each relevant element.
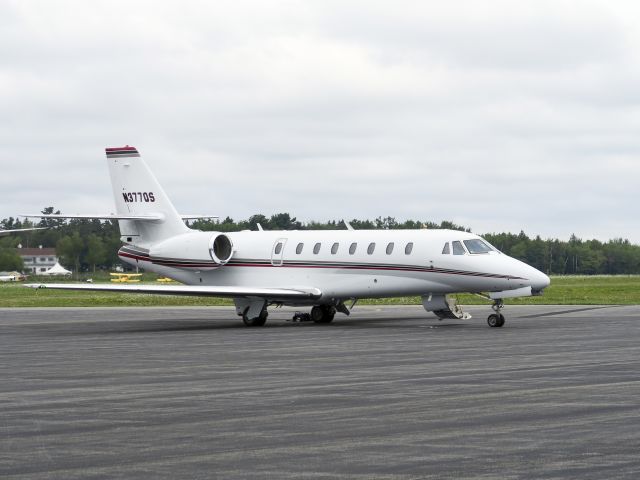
[16,246,60,274]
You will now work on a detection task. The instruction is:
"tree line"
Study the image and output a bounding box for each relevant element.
[1,208,639,275]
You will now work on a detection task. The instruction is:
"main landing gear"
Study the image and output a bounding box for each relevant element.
[242,307,268,327]
[310,305,336,324]
[487,299,505,327]
[290,306,337,323]
[234,298,269,327]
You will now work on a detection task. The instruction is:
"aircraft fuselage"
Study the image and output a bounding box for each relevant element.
[117,228,549,304]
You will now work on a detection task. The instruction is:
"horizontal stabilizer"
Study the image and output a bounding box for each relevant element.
[21,213,165,221]
[180,215,219,220]
[25,283,323,300]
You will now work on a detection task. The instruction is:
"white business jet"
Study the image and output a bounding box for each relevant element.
[25,146,550,328]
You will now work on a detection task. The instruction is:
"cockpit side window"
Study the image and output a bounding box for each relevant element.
[442,242,450,254]
[452,241,466,255]
[463,239,493,254]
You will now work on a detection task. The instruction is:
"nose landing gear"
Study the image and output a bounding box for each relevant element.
[487,299,505,327]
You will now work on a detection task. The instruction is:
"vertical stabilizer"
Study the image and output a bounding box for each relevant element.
[106,146,188,246]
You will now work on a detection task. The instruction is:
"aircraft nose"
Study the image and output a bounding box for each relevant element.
[530,268,550,294]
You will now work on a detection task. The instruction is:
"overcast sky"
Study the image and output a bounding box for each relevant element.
[1,0,639,241]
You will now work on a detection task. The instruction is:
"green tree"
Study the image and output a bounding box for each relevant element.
[578,243,606,274]
[0,248,23,271]
[85,234,106,273]
[349,219,376,229]
[244,214,269,231]
[38,207,64,229]
[269,213,301,230]
[57,233,84,276]
[4,211,640,276]
[375,216,398,229]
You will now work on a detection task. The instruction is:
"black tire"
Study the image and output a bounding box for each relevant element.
[310,306,325,323]
[243,308,268,327]
[311,305,335,324]
[496,314,505,327]
[487,314,499,327]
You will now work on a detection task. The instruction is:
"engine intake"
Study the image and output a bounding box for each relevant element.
[209,233,233,265]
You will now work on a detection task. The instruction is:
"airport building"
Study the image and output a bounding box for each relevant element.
[16,246,59,274]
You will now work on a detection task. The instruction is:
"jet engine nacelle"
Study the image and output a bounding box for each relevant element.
[150,231,234,269]
[209,232,234,265]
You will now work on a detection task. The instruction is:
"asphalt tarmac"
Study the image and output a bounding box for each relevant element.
[1,305,639,479]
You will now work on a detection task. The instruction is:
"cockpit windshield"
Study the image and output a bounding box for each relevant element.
[452,241,466,255]
[463,239,493,254]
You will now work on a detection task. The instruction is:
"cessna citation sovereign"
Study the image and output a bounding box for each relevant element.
[25,146,550,328]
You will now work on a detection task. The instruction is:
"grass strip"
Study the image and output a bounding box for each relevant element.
[1,275,640,308]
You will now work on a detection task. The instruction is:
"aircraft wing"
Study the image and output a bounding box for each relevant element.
[0,227,46,236]
[21,214,217,221]
[24,283,322,300]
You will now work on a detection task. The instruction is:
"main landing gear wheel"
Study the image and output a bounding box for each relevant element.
[242,308,268,327]
[487,299,506,327]
[487,313,505,328]
[311,305,336,324]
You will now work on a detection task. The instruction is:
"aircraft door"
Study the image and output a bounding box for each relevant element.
[271,238,287,266]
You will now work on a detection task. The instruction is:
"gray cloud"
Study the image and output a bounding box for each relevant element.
[1,0,640,242]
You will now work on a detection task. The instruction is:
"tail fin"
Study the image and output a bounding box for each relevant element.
[106,146,188,246]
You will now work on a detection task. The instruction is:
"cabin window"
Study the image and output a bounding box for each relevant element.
[296,243,304,254]
[367,242,376,255]
[442,243,450,254]
[274,242,283,255]
[386,242,394,254]
[452,241,466,255]
[313,243,321,254]
[405,242,414,255]
[331,242,339,254]
[463,239,493,254]
[349,242,357,255]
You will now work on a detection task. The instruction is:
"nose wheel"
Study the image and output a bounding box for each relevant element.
[487,313,505,327]
[487,299,505,327]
